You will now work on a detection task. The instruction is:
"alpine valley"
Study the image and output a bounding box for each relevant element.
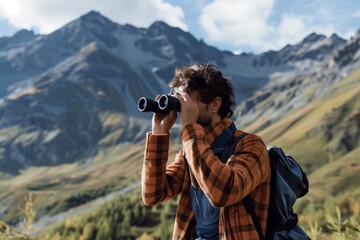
[0,11,359,238]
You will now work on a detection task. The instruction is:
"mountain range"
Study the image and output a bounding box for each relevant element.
[0,11,359,235]
[0,10,359,176]
[0,11,359,173]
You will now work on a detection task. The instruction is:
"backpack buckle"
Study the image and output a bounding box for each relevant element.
[284,213,298,229]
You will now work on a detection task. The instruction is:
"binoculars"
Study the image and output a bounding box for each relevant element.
[137,94,181,114]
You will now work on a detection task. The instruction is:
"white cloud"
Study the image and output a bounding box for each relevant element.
[198,0,347,53]
[276,14,335,48]
[0,0,187,34]
[0,0,357,53]
[353,10,360,17]
[199,0,276,52]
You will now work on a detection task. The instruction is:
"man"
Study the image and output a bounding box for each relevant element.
[141,63,270,239]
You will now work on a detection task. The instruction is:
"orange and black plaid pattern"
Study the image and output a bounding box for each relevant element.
[142,117,270,239]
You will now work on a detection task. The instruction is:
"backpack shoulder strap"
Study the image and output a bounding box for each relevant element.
[221,132,265,240]
[220,132,248,163]
[242,195,265,240]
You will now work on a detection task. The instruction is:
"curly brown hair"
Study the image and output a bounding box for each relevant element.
[169,63,235,118]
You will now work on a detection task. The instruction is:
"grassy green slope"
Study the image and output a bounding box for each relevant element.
[0,111,182,228]
[258,67,360,172]
[2,67,359,238]
[0,112,148,224]
[254,67,360,226]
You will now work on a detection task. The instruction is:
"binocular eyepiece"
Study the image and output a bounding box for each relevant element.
[138,94,181,114]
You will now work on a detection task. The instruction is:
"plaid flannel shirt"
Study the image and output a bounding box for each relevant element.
[142,117,270,239]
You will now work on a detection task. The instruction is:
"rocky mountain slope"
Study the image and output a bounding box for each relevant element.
[0,11,359,236]
[235,30,360,132]
[0,11,358,174]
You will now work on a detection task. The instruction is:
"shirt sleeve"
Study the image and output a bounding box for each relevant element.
[141,132,187,206]
[182,123,270,207]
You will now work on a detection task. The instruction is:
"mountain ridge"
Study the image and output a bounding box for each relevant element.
[0,11,359,174]
[0,12,359,237]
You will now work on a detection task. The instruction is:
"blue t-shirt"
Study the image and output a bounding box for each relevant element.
[190,185,220,239]
[190,122,237,239]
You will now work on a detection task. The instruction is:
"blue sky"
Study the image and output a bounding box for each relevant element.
[0,0,359,54]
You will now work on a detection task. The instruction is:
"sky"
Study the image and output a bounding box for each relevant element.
[0,0,359,54]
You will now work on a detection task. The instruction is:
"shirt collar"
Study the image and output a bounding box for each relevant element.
[204,117,233,146]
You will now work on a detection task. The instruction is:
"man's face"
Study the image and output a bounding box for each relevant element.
[171,86,213,127]
[186,91,212,127]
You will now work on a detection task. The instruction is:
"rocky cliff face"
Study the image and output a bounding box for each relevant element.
[234,31,360,132]
[0,11,358,173]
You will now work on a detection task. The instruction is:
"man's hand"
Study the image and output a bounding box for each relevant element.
[175,92,199,130]
[152,95,177,134]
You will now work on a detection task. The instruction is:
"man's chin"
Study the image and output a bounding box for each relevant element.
[197,119,212,128]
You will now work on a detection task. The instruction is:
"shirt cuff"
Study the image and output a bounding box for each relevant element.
[145,132,170,161]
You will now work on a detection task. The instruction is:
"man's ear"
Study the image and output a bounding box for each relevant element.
[210,97,222,113]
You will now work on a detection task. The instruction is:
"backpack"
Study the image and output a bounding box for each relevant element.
[219,131,310,240]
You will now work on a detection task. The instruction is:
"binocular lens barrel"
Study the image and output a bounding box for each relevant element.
[158,95,181,112]
[137,97,169,114]
[137,95,181,114]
